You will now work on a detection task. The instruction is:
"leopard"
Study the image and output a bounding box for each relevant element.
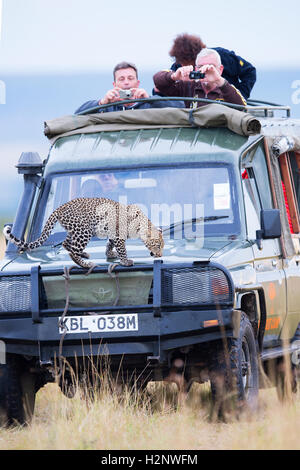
[3,197,164,272]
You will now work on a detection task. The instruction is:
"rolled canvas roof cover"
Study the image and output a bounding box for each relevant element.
[44,104,262,141]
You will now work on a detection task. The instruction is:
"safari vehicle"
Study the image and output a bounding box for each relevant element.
[1,97,300,425]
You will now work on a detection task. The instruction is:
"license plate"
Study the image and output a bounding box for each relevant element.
[59,313,138,334]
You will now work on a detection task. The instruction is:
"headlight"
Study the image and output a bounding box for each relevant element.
[161,266,232,306]
[0,276,31,313]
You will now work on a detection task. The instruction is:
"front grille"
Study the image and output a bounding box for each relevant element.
[0,276,31,312]
[161,266,232,306]
[41,271,153,309]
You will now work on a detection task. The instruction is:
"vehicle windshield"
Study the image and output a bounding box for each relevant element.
[32,164,241,245]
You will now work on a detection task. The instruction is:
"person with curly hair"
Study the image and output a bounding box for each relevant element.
[154,47,247,107]
[167,33,256,100]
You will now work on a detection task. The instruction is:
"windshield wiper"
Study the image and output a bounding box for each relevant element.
[162,216,229,233]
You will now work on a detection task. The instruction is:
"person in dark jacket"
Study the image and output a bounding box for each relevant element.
[154,48,247,108]
[75,61,184,114]
[167,33,256,100]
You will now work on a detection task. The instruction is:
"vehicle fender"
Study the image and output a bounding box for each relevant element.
[234,285,267,349]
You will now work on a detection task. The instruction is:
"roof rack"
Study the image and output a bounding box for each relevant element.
[77,96,291,119]
[77,96,246,115]
[246,99,291,118]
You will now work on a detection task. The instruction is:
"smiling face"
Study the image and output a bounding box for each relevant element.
[113,67,140,90]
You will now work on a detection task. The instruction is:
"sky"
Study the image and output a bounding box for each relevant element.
[0,0,300,74]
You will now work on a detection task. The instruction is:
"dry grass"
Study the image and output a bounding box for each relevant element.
[0,223,299,450]
[0,380,299,450]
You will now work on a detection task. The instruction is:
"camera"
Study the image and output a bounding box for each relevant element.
[118,89,132,99]
[189,71,205,80]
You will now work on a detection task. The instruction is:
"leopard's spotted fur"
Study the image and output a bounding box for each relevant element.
[3,197,164,269]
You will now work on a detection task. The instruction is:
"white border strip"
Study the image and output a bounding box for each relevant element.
[0,0,2,41]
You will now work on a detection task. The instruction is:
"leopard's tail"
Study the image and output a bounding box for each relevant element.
[3,210,59,251]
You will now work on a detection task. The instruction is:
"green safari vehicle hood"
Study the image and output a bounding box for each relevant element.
[1,237,251,310]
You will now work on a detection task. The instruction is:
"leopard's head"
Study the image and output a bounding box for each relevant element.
[146,229,164,258]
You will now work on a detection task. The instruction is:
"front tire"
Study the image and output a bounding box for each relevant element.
[210,313,259,419]
[0,355,36,427]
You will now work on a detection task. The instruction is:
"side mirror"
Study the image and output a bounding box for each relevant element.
[256,209,281,249]
[261,209,281,239]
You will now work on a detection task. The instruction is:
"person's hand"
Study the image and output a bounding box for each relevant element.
[198,64,225,87]
[171,65,193,82]
[99,89,121,105]
[131,88,149,99]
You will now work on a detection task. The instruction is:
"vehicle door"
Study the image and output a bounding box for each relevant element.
[277,150,300,341]
[242,141,286,346]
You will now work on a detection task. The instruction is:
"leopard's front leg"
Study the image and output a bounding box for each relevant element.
[105,238,118,260]
[113,238,133,266]
[66,229,95,273]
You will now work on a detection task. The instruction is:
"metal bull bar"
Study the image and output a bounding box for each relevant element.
[1,260,235,362]
[30,260,234,320]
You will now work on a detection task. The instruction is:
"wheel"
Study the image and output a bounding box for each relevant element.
[0,355,36,427]
[210,313,259,419]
